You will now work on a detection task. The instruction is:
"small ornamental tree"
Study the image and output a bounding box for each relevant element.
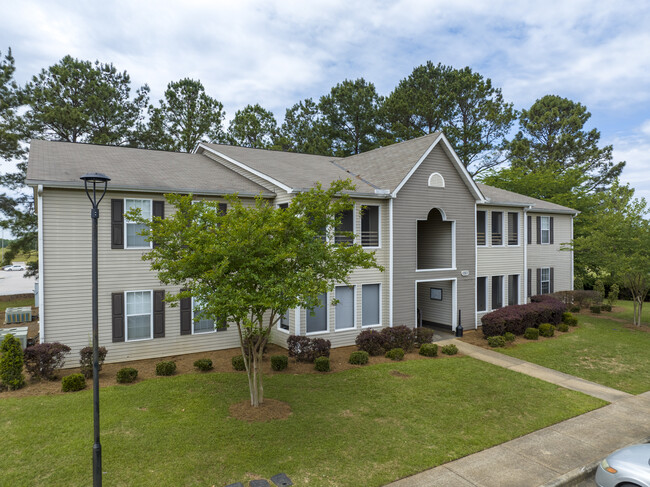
[128,180,382,406]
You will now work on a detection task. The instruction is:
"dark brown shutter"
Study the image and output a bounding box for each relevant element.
[180,293,192,335]
[111,292,125,342]
[549,217,554,244]
[111,199,124,249]
[550,268,555,293]
[527,215,532,244]
[536,268,542,295]
[218,203,227,215]
[153,290,165,338]
[536,216,541,244]
[527,269,532,298]
[152,201,164,248]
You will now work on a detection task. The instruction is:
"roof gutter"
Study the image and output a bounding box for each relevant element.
[289,188,393,199]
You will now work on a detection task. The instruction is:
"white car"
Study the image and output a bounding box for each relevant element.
[596,443,650,487]
[4,265,25,271]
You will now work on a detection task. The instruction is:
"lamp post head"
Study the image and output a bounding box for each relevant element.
[80,173,111,184]
[81,173,110,216]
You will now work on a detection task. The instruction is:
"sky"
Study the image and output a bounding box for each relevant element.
[2,0,650,208]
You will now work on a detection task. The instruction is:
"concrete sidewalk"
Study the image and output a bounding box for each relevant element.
[384,339,649,487]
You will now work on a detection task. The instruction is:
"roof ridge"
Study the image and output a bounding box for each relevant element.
[202,142,341,161]
[339,132,440,162]
[328,159,382,190]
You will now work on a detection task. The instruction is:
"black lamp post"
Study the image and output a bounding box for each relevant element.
[81,172,110,487]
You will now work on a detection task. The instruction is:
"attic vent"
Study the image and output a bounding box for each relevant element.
[428,172,445,188]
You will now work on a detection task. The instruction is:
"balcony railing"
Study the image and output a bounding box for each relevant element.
[361,231,379,247]
[491,232,502,245]
[477,232,486,246]
[508,232,518,246]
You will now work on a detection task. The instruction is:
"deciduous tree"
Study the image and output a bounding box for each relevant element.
[227,103,278,149]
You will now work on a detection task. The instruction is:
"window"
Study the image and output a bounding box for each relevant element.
[361,205,379,247]
[477,211,486,246]
[125,199,152,249]
[335,209,354,244]
[508,275,519,306]
[125,291,152,341]
[427,172,445,188]
[491,212,503,245]
[540,268,551,294]
[507,212,519,245]
[491,276,503,310]
[540,216,550,244]
[279,313,289,331]
[278,203,289,210]
[192,298,215,334]
[477,277,487,312]
[306,292,328,334]
[362,284,381,327]
[335,286,355,330]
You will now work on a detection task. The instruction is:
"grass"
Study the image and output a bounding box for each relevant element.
[607,299,650,325]
[0,357,603,487]
[0,296,34,315]
[498,305,650,394]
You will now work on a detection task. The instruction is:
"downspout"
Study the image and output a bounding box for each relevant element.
[37,185,44,342]
[523,205,532,302]
[474,202,478,329]
[389,198,394,327]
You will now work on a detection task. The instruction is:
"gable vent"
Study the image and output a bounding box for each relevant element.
[428,172,445,188]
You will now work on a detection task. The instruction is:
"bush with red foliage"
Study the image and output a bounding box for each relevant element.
[381,325,416,352]
[23,342,71,380]
[355,329,386,356]
[287,335,331,362]
[481,296,566,337]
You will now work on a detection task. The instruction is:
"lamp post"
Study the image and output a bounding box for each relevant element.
[81,173,110,487]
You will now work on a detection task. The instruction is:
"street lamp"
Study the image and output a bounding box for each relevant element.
[81,172,110,487]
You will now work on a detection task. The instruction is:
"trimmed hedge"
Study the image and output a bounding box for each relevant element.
[287,335,331,362]
[385,348,405,361]
[0,334,25,391]
[193,359,213,371]
[481,296,566,337]
[354,329,386,356]
[79,346,108,379]
[61,373,86,392]
[601,304,612,312]
[415,327,435,346]
[232,355,246,371]
[314,356,330,372]
[487,336,506,348]
[155,361,176,376]
[381,326,415,352]
[116,367,138,383]
[590,305,602,314]
[348,351,369,365]
[539,323,555,337]
[23,342,71,380]
[271,355,288,371]
[557,323,569,332]
[504,332,515,343]
[524,327,539,340]
[441,344,458,356]
[562,312,578,327]
[419,343,438,357]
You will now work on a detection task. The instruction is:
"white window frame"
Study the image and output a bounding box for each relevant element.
[278,312,290,334]
[191,297,216,335]
[541,267,551,294]
[334,285,356,331]
[507,212,520,246]
[360,204,381,249]
[124,198,153,249]
[125,290,153,342]
[477,276,488,312]
[361,283,382,328]
[306,292,329,336]
[540,216,550,244]
[476,210,487,247]
[491,211,504,247]
[334,208,355,245]
[427,172,445,188]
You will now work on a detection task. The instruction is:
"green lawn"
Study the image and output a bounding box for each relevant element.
[0,357,603,487]
[499,309,650,395]
[608,299,650,325]
[0,296,34,315]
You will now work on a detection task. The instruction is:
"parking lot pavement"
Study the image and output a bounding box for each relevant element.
[0,270,36,295]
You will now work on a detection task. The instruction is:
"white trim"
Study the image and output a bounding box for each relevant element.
[490,210,505,247]
[334,285,356,332]
[523,206,529,300]
[191,297,217,335]
[476,209,487,247]
[506,211,520,247]
[474,202,478,329]
[334,207,355,245]
[294,307,301,336]
[415,278,458,330]
[415,268,457,272]
[124,290,154,342]
[361,283,382,328]
[540,267,551,294]
[124,198,153,250]
[305,292,329,335]
[277,311,290,334]
[37,185,44,343]
[540,216,551,245]
[360,203,381,249]
[415,208,455,271]
[389,198,394,327]
[198,144,293,193]
[570,216,575,290]
[427,172,445,188]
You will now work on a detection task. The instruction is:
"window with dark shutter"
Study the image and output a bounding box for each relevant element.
[549,217,554,244]
[111,199,124,249]
[111,292,125,342]
[550,267,555,293]
[180,293,192,335]
[537,268,542,295]
[153,290,165,338]
[152,201,164,248]
[527,215,532,244]
[536,216,541,244]
[527,269,532,298]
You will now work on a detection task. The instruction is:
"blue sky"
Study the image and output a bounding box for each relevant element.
[2,0,650,204]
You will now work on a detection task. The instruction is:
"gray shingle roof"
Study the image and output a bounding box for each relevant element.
[477,183,577,213]
[26,140,272,196]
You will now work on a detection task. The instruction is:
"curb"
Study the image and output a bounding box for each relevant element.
[540,436,650,487]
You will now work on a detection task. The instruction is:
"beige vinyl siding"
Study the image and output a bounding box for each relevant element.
[41,188,257,366]
[527,213,573,293]
[476,205,526,324]
[417,280,453,326]
[393,144,477,329]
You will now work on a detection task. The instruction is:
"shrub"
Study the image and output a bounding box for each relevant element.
[79,346,108,379]
[23,342,71,380]
[572,289,602,307]
[419,343,438,357]
[557,323,569,332]
[116,367,138,383]
[504,332,515,343]
[314,356,330,372]
[155,361,176,376]
[601,304,612,312]
[287,335,331,362]
[481,296,565,337]
[381,326,416,352]
[415,327,435,347]
[441,344,458,355]
[562,312,578,327]
[0,334,25,390]
[354,329,386,356]
[487,336,506,348]
[385,348,405,361]
[193,358,213,371]
[594,280,606,300]
[569,305,580,313]
[348,350,369,365]
[61,373,86,392]
[590,305,602,314]
[538,323,555,337]
[231,355,246,371]
[607,284,619,306]
[524,327,539,340]
[271,355,288,371]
